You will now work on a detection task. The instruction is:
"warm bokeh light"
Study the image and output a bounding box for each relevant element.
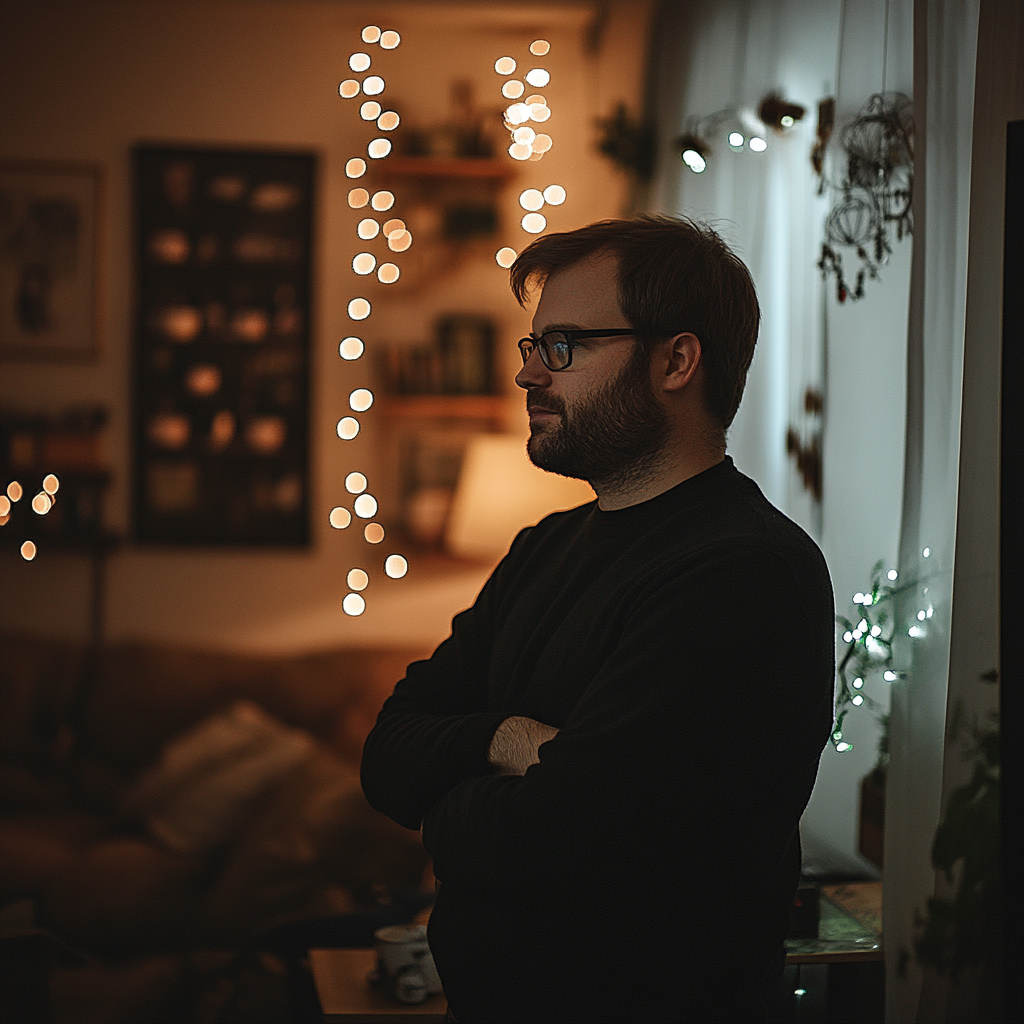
[368,138,392,159]
[371,190,395,211]
[342,593,366,616]
[330,506,352,529]
[519,188,544,211]
[495,246,517,268]
[354,493,378,518]
[377,111,400,131]
[21,540,37,561]
[337,416,360,440]
[509,142,532,161]
[383,218,406,236]
[7,481,23,502]
[380,30,400,49]
[532,134,553,153]
[357,218,380,239]
[522,212,547,233]
[339,336,365,360]
[543,184,566,205]
[384,554,408,579]
[529,103,551,123]
[377,263,400,284]
[348,187,370,208]
[339,80,360,99]
[505,102,530,125]
[346,158,367,178]
[363,76,385,96]
[32,491,51,515]
[347,568,369,591]
[361,25,381,44]
[494,56,516,75]
[186,364,222,397]
[350,52,371,72]
[345,472,368,494]
[349,388,374,412]
[387,230,412,252]
[360,101,382,120]
[501,80,525,100]
[513,126,536,145]
[525,94,547,106]
[42,473,60,495]
[0,495,10,516]
[530,39,551,55]
[353,252,376,274]
[525,68,550,87]
[364,522,385,543]
[347,298,371,320]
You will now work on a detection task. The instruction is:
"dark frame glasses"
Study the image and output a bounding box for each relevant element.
[517,329,637,371]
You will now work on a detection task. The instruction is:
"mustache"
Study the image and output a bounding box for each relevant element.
[526,390,566,415]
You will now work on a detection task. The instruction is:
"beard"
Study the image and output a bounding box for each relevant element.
[526,343,671,489]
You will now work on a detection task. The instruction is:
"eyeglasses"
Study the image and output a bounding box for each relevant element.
[517,329,637,371]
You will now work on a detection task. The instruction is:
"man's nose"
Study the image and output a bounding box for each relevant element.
[515,346,552,390]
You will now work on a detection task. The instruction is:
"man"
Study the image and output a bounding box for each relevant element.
[361,216,835,1023]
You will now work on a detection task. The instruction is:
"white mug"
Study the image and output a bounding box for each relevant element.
[371,923,443,1004]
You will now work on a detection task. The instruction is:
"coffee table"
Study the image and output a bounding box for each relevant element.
[309,947,447,1022]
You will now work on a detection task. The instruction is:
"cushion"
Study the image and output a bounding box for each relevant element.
[121,701,314,856]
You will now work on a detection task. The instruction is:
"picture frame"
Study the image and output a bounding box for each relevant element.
[131,144,315,547]
[0,160,103,361]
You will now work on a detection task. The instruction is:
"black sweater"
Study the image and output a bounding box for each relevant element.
[361,458,835,1023]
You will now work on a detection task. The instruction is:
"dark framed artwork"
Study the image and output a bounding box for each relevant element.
[0,160,103,360]
[132,145,315,546]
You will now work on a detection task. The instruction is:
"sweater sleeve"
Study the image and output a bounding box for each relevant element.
[420,544,835,895]
[359,545,520,831]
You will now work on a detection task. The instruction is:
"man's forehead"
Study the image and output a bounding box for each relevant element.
[532,253,628,331]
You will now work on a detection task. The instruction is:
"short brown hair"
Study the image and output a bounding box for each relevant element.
[510,215,760,429]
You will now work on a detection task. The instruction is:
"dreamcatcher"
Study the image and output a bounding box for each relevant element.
[817,91,914,302]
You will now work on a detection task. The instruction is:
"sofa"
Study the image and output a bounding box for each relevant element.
[0,633,433,1021]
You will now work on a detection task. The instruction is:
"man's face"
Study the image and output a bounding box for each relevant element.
[514,254,670,487]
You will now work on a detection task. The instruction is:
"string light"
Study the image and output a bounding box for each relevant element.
[494,41,566,275]
[336,27,408,618]
[354,493,378,518]
[832,559,911,753]
[339,336,364,360]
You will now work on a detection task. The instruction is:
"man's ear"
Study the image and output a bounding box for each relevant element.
[661,332,702,393]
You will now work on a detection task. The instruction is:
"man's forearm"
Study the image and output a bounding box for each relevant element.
[487,716,559,776]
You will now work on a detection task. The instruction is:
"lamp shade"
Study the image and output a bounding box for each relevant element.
[445,434,594,560]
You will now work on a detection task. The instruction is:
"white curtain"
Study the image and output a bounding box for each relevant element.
[891,3,1021,1022]
[883,0,979,1019]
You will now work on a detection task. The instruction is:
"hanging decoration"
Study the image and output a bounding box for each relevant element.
[817,92,913,302]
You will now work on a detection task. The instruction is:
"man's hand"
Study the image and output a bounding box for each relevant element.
[487,716,559,776]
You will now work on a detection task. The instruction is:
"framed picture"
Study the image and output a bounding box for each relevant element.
[0,160,102,360]
[132,144,315,546]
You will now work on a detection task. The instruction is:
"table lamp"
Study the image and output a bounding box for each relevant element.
[445,434,594,560]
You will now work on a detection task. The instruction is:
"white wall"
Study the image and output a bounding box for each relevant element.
[0,0,654,652]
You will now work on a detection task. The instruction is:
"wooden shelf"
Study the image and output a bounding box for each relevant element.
[380,395,510,419]
[372,157,515,181]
